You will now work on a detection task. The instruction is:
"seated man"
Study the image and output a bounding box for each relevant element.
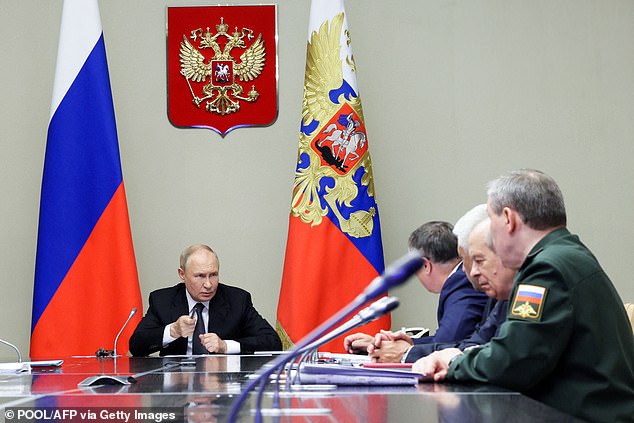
[129,244,281,356]
[413,169,634,423]
[401,218,514,362]
[344,221,487,355]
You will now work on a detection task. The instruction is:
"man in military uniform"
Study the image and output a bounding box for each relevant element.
[413,169,634,423]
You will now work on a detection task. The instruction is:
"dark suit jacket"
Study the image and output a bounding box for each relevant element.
[129,283,281,356]
[405,299,509,362]
[413,267,488,345]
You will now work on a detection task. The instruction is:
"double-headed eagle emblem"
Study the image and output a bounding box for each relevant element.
[179,18,266,115]
[292,13,377,239]
[513,301,538,318]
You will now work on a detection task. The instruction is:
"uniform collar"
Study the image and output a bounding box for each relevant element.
[520,227,571,271]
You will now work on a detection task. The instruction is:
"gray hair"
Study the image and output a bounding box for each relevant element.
[453,204,489,253]
[473,217,496,251]
[179,244,219,270]
[487,169,566,230]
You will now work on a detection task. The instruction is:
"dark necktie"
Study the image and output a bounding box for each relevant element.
[192,303,206,355]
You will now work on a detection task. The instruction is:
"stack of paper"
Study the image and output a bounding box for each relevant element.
[296,363,422,386]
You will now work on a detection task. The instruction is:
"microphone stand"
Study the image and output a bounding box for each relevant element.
[113,308,137,358]
[0,338,22,363]
[288,296,399,387]
[78,308,138,387]
[227,251,422,422]
[253,296,400,420]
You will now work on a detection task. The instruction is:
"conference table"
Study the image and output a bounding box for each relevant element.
[0,355,582,422]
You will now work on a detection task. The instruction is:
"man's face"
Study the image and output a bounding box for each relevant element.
[459,245,481,291]
[179,249,220,302]
[468,221,516,300]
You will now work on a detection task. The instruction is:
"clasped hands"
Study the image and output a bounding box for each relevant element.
[169,314,227,354]
[343,330,463,382]
[344,330,414,362]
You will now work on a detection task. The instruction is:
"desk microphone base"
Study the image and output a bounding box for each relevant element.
[78,375,136,387]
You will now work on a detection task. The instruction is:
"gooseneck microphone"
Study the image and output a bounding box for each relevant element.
[228,250,423,422]
[298,296,400,355]
[113,308,137,358]
[358,252,426,302]
[0,338,22,363]
[289,296,400,386]
[78,308,139,387]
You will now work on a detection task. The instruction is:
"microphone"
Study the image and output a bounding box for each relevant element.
[289,296,400,387]
[0,338,22,362]
[95,307,137,358]
[360,251,424,302]
[0,338,64,369]
[113,308,137,358]
[299,296,400,354]
[228,251,423,422]
[79,308,138,387]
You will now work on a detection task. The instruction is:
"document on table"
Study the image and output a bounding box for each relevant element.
[297,363,423,385]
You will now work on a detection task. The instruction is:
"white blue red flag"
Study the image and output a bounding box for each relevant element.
[277,0,388,352]
[31,0,142,359]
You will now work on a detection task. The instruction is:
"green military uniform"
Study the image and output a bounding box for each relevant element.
[447,228,634,423]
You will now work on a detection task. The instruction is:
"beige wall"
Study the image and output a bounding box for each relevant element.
[1,0,633,360]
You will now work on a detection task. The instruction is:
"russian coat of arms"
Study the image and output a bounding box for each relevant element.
[167,6,278,136]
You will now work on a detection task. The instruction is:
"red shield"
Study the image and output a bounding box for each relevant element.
[311,104,369,176]
[211,60,234,86]
[167,5,278,136]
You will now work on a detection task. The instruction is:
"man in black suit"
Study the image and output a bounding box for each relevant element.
[129,244,281,356]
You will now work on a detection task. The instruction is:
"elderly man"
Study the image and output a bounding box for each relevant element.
[129,244,281,356]
[413,169,634,423]
[344,219,488,358]
[453,204,489,285]
[402,218,513,362]
[361,205,493,363]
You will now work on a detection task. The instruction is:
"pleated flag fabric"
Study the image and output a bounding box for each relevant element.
[276,0,389,353]
[31,0,142,359]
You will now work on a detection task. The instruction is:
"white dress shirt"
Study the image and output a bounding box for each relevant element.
[161,290,240,354]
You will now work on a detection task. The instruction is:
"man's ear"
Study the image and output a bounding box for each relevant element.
[423,258,433,275]
[178,267,185,282]
[502,207,518,233]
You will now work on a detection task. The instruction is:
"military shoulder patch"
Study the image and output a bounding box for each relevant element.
[511,284,547,320]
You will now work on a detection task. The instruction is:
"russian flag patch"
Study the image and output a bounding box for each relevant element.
[511,284,547,320]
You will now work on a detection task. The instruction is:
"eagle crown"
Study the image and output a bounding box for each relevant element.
[195,20,252,60]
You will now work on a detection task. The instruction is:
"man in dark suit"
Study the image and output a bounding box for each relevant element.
[129,244,281,356]
[343,221,488,358]
[403,218,514,362]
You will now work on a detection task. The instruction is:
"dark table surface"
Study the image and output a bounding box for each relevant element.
[0,355,582,422]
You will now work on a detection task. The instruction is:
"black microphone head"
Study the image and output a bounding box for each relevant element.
[363,251,423,300]
[374,296,400,314]
[356,296,400,324]
[383,251,424,287]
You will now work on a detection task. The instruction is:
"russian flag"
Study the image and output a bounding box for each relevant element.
[31,0,142,359]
